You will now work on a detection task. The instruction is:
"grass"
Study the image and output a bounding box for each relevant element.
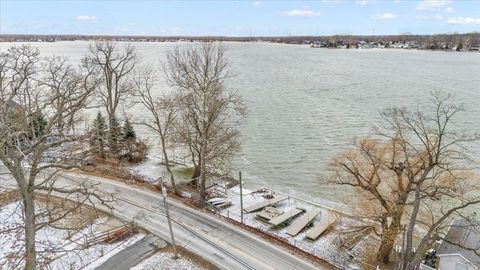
[173,167,195,180]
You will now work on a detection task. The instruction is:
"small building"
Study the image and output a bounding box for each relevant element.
[436,219,480,270]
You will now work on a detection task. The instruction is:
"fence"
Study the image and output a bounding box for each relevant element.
[207,189,381,270]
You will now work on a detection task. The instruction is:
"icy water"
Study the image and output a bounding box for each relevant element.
[2,41,480,205]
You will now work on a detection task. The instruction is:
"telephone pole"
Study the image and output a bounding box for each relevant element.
[239,171,244,224]
[160,178,178,259]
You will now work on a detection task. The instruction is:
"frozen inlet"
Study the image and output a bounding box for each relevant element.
[305,211,337,240]
[286,208,321,236]
[243,194,289,213]
[268,208,304,226]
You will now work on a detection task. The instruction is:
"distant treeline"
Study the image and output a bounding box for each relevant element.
[1,32,479,50]
[265,32,480,44]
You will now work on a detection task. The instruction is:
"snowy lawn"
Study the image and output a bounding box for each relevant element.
[0,173,17,193]
[50,233,145,270]
[130,251,203,270]
[129,155,193,185]
[129,156,169,183]
[0,200,145,270]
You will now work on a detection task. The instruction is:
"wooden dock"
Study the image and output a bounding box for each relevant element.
[256,206,284,221]
[244,195,288,213]
[286,208,321,236]
[305,211,337,240]
[269,208,304,226]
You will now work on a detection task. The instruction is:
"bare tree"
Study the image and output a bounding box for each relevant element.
[330,92,480,266]
[82,42,137,130]
[0,45,111,270]
[134,69,180,193]
[164,43,245,203]
[40,56,97,136]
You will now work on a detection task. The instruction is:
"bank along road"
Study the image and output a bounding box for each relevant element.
[50,172,330,270]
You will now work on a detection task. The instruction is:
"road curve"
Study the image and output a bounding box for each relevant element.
[55,172,329,270]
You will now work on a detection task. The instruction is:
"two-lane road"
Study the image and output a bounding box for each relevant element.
[51,172,331,270]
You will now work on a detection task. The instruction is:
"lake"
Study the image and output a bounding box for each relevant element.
[2,41,479,206]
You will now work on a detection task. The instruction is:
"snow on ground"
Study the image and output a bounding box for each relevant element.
[0,168,17,193]
[0,200,145,270]
[0,201,24,266]
[130,251,203,270]
[129,155,192,185]
[214,186,375,269]
[51,233,145,270]
[129,159,374,268]
[130,156,169,183]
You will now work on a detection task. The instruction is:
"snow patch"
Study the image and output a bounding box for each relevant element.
[216,188,372,268]
[0,201,146,270]
[130,251,203,270]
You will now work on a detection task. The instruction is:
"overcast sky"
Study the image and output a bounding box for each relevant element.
[1,0,479,36]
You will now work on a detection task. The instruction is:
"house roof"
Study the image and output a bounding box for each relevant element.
[437,219,480,266]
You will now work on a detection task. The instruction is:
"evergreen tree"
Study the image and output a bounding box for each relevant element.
[108,115,122,153]
[28,111,48,139]
[90,112,107,158]
[123,118,137,142]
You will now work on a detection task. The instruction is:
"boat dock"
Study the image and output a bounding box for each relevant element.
[256,206,284,221]
[305,212,337,240]
[244,194,288,213]
[286,208,321,236]
[269,208,304,226]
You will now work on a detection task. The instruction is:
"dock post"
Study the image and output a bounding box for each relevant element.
[239,171,244,224]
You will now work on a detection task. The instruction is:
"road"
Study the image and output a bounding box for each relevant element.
[44,172,329,270]
[96,234,167,270]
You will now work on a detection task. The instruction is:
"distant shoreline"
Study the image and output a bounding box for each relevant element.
[2,32,479,53]
[2,38,479,53]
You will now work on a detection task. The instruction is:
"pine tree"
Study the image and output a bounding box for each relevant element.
[28,111,48,139]
[123,118,137,142]
[108,115,122,153]
[90,112,107,158]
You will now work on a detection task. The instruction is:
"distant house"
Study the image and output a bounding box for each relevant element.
[436,219,480,270]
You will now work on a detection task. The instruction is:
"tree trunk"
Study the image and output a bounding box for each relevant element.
[377,221,401,264]
[191,166,201,186]
[99,138,106,159]
[22,192,37,270]
[199,156,207,206]
[402,185,422,268]
[377,228,396,263]
[195,141,207,206]
[199,177,206,206]
[161,140,177,195]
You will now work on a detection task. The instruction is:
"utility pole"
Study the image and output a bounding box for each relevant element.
[239,171,244,224]
[161,178,178,259]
